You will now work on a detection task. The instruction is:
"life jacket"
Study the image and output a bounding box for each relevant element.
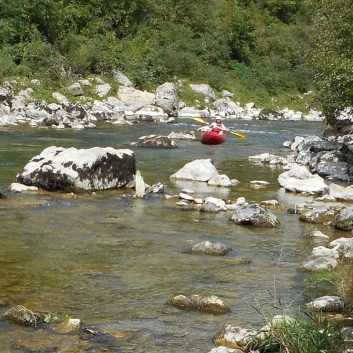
[211,122,223,133]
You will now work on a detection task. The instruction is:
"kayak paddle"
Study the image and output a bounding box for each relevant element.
[193,117,247,139]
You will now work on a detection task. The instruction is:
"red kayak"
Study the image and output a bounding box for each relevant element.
[201,131,227,145]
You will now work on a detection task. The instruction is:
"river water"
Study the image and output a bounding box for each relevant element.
[0,119,343,352]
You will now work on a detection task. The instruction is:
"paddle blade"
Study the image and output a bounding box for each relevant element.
[193,117,208,124]
[230,131,247,139]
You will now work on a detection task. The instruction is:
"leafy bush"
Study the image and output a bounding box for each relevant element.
[0,53,19,80]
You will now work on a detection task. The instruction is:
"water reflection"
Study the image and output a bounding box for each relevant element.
[0,119,339,352]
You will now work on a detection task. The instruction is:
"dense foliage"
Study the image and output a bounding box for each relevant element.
[0,0,348,119]
[307,0,353,127]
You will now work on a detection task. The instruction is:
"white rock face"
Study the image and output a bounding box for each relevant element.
[16,146,135,191]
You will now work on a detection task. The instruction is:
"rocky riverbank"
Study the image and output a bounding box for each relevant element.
[0,74,324,130]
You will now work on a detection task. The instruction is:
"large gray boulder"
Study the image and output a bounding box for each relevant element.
[16,146,135,191]
[155,82,179,117]
[230,203,279,227]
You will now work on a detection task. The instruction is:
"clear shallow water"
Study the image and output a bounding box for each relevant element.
[0,119,341,352]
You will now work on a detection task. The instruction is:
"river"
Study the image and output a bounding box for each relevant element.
[0,118,341,352]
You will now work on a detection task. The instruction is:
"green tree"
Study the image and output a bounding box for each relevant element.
[308,0,353,127]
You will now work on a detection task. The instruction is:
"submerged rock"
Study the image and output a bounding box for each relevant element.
[3,305,45,326]
[188,240,232,256]
[129,135,177,148]
[168,294,230,314]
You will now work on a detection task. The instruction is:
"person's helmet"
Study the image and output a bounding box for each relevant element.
[215,114,222,121]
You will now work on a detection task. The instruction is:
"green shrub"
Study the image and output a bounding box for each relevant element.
[0,53,19,80]
[256,310,344,353]
[254,293,345,353]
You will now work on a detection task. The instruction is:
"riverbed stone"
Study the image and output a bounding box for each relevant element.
[3,305,45,326]
[168,294,230,314]
[299,203,346,224]
[306,296,344,312]
[308,230,330,240]
[16,146,135,191]
[278,164,328,195]
[9,182,39,193]
[188,240,232,256]
[334,208,353,231]
[129,135,177,148]
[168,131,197,140]
[170,159,218,182]
[230,203,279,227]
[299,255,338,272]
[212,324,258,350]
[207,347,243,353]
[329,183,353,202]
[201,197,227,212]
[329,237,353,259]
[208,174,232,187]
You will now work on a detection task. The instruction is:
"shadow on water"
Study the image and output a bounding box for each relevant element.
[0,119,341,352]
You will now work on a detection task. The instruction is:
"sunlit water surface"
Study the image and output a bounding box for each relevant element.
[0,119,343,352]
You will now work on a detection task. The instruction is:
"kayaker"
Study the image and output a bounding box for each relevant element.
[209,115,229,135]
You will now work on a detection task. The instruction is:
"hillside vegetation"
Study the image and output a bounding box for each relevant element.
[0,0,352,125]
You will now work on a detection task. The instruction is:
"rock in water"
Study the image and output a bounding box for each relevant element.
[16,146,135,191]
